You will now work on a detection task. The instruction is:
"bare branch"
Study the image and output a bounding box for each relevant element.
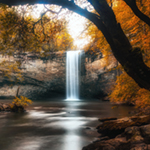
[76,22,93,39]
[44,5,63,14]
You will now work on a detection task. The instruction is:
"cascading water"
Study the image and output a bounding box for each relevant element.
[66,50,82,100]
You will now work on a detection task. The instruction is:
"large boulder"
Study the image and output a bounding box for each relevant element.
[83,123,150,150]
[82,138,126,150]
[83,115,150,150]
[124,126,144,143]
[140,124,150,143]
[97,115,150,138]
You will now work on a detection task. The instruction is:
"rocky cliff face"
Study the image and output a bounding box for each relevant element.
[0,52,117,100]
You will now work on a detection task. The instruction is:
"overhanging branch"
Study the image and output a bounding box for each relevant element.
[1,0,117,57]
[123,0,150,26]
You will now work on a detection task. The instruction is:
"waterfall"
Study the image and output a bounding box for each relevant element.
[66,50,82,100]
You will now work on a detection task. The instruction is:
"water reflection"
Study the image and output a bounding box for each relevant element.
[15,137,42,150]
[0,100,134,150]
[61,101,90,150]
[28,110,67,118]
[63,135,82,150]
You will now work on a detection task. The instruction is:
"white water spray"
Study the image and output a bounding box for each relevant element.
[66,50,82,100]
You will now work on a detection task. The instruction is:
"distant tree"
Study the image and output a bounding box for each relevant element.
[0,6,73,56]
[0,5,73,79]
[83,21,117,68]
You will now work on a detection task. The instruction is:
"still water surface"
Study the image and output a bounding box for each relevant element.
[0,100,133,150]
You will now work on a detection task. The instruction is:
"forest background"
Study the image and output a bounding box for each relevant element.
[0,0,150,108]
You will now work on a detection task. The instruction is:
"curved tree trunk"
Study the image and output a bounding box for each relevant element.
[123,0,150,26]
[87,0,150,90]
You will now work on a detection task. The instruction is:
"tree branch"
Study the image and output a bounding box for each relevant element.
[1,0,61,6]
[123,0,150,26]
[1,0,116,56]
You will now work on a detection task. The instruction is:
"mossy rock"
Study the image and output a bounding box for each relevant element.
[10,104,25,113]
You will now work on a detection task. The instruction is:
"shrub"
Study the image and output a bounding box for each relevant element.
[109,72,150,108]
[11,96,33,112]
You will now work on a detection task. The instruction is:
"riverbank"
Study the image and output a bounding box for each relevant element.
[82,109,150,150]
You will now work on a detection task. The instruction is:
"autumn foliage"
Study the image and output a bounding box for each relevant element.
[109,72,150,108]
[109,0,150,108]
[83,0,150,108]
[12,96,33,107]
[0,5,73,79]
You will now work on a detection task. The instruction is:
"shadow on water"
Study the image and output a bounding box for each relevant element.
[0,99,134,150]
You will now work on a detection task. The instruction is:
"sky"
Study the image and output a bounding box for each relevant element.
[67,13,89,49]
[28,4,90,49]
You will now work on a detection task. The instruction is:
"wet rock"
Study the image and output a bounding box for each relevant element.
[0,101,26,113]
[99,117,117,122]
[82,138,126,150]
[0,103,11,111]
[96,115,150,138]
[130,143,148,150]
[124,126,144,145]
[2,103,11,111]
[11,104,24,113]
[92,138,101,143]
[83,115,150,150]
[140,124,150,143]
[124,126,142,140]
[82,125,150,150]
[138,107,150,116]
[129,110,140,115]
[92,136,110,143]
[96,117,132,138]
[85,126,91,129]
[98,136,109,141]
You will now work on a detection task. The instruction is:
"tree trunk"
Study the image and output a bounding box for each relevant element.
[88,0,150,90]
[95,20,150,90]
[124,0,150,26]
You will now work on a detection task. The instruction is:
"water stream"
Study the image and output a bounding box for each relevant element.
[0,100,134,150]
[66,50,82,100]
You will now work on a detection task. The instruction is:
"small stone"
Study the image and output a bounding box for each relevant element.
[85,126,91,129]
[2,103,10,109]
